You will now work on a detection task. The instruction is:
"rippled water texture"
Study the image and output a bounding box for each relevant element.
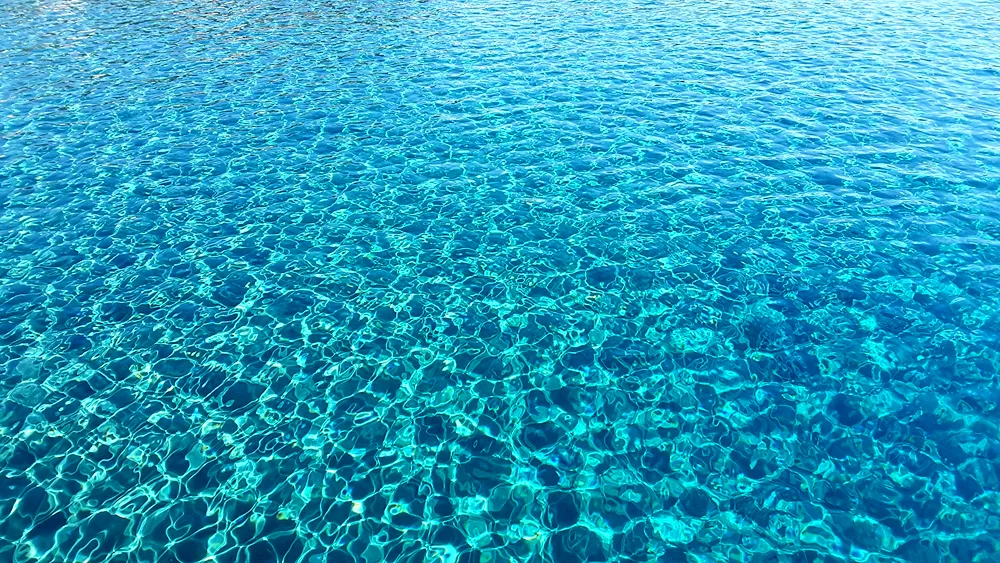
[2,0,1000,561]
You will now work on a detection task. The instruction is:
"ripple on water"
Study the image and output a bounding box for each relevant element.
[1,0,1000,562]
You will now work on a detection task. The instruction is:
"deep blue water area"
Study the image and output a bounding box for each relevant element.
[2,0,1000,561]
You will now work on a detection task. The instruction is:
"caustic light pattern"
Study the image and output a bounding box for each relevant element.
[1,0,1000,562]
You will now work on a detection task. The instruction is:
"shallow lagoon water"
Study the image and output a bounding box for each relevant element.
[2,0,1000,561]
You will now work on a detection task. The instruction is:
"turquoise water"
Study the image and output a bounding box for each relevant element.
[2,0,1000,561]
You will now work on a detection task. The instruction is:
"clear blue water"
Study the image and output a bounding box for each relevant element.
[2,0,1000,561]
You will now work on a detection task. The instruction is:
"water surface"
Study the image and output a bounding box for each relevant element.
[2,0,1000,562]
